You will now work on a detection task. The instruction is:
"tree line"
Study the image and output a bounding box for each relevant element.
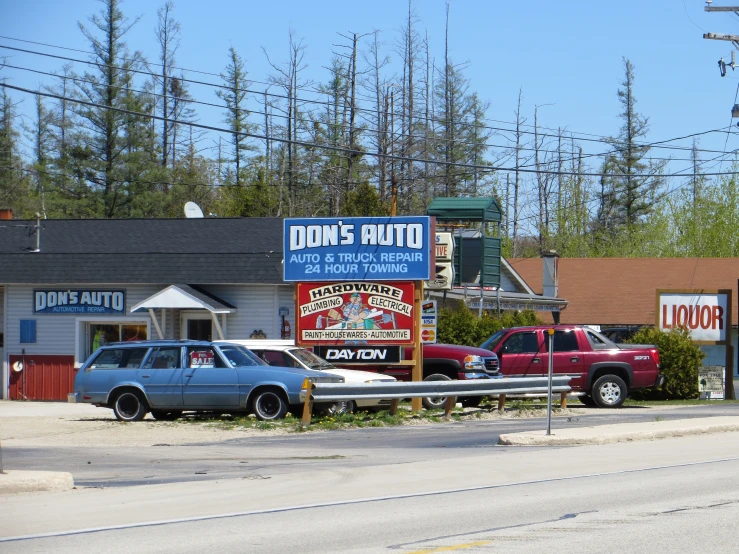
[1,0,737,258]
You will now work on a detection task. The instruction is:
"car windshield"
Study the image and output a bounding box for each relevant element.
[288,347,335,369]
[481,329,508,351]
[218,344,267,367]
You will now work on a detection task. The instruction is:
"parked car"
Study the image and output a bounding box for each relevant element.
[600,326,644,344]
[480,325,663,408]
[217,340,397,414]
[70,340,343,421]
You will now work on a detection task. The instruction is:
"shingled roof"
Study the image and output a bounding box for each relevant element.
[508,258,739,326]
[0,218,285,284]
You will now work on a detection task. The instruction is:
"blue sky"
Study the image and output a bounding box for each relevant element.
[2,0,739,182]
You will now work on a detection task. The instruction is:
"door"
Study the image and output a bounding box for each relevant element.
[180,312,213,341]
[182,346,239,408]
[137,347,185,408]
[497,331,543,377]
[543,330,585,388]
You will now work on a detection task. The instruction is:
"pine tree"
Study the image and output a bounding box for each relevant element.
[216,47,251,187]
[599,58,665,234]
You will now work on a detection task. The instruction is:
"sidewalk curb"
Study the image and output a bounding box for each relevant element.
[0,471,75,495]
[499,417,739,446]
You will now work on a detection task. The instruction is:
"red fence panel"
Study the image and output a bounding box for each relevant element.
[8,355,76,401]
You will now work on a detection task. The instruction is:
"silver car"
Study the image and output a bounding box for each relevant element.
[70,340,343,421]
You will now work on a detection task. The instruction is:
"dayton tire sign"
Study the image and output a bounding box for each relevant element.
[296,281,415,345]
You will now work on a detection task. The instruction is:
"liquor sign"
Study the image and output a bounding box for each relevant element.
[283,216,432,282]
[34,289,126,315]
[296,281,415,345]
[421,300,438,344]
[657,291,730,344]
[314,345,401,364]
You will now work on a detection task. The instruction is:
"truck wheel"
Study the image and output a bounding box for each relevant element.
[422,374,452,410]
[592,375,627,408]
[461,396,483,408]
[578,395,596,406]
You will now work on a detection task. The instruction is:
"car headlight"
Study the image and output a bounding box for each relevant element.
[464,355,485,371]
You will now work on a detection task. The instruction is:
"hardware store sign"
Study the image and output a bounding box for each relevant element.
[34,289,126,314]
[296,281,415,345]
[283,216,432,282]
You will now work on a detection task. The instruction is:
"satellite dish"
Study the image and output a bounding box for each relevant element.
[184,201,204,219]
[12,360,24,373]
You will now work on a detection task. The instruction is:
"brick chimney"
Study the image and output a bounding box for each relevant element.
[0,208,13,220]
[542,250,559,298]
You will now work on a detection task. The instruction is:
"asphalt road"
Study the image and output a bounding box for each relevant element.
[3,431,739,553]
[5,403,739,488]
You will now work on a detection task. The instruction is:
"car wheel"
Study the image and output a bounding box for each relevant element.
[592,375,627,408]
[579,395,596,406]
[150,410,182,421]
[460,396,483,408]
[112,390,148,422]
[252,389,289,421]
[326,400,356,416]
[422,374,452,410]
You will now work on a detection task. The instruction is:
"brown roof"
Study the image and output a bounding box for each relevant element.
[508,258,739,326]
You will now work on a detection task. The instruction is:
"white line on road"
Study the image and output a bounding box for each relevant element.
[3,455,739,543]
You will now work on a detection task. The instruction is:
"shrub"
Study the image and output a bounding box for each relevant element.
[437,304,541,347]
[627,327,704,400]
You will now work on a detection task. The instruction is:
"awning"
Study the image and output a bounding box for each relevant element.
[130,284,236,314]
[130,285,236,340]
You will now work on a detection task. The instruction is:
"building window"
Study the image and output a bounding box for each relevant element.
[20,320,37,344]
[88,323,148,355]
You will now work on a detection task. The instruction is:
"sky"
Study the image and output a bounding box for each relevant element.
[2,0,739,186]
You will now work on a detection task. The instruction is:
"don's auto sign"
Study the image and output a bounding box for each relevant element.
[283,216,432,281]
[34,289,126,314]
[296,281,415,345]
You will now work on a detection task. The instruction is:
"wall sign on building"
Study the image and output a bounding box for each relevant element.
[34,289,126,315]
[296,281,415,345]
[283,216,432,282]
[656,290,730,344]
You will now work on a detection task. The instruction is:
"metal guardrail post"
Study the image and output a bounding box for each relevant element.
[497,394,506,412]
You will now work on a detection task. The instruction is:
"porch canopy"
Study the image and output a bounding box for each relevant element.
[130,284,236,339]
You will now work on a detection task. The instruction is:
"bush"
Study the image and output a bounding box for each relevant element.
[437,304,541,347]
[627,327,704,400]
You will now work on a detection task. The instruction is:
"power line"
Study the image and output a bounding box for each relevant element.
[5,82,739,181]
[2,41,733,156]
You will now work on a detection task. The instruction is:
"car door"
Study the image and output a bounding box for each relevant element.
[182,346,240,408]
[497,330,543,377]
[136,347,185,408]
[543,329,585,388]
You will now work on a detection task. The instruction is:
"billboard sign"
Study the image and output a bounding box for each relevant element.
[283,216,432,282]
[296,281,415,345]
[657,291,730,344]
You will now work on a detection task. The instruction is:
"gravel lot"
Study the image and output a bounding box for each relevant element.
[0,400,588,448]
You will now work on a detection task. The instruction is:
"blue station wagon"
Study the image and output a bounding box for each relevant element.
[70,340,343,421]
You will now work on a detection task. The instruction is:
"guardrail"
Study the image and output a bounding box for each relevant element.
[300,376,571,426]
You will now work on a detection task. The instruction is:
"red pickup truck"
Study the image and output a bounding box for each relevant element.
[481,325,663,408]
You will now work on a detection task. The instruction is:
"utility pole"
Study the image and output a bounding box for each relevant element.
[703,2,739,77]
